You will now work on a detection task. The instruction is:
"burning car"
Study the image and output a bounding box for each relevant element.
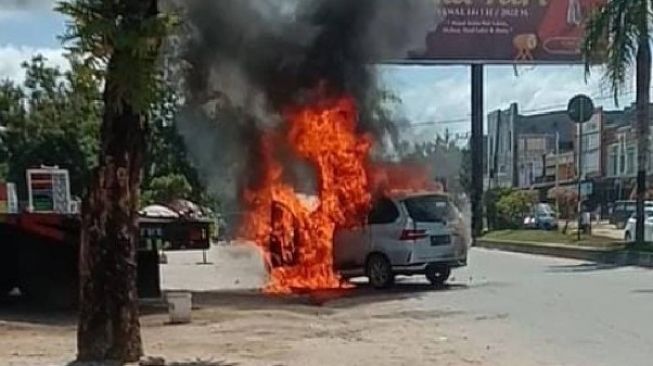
[334,191,468,288]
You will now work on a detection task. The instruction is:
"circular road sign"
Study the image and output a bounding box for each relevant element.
[567,94,595,123]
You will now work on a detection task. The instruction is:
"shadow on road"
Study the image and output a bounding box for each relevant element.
[546,262,622,273]
[1,281,470,325]
[166,361,238,366]
[0,296,77,326]
[632,289,653,294]
[67,360,238,366]
[160,281,468,313]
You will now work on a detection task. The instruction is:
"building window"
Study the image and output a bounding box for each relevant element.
[583,150,600,175]
[508,131,512,152]
[588,134,599,149]
[489,137,494,156]
[626,146,636,175]
[609,145,618,177]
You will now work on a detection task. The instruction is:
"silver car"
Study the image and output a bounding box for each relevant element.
[334,192,469,288]
[624,207,653,242]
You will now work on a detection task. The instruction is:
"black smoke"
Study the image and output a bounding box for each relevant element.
[167,0,439,211]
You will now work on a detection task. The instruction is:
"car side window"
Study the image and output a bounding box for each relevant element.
[368,198,399,224]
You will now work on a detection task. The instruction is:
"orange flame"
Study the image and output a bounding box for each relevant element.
[370,162,443,195]
[240,93,372,293]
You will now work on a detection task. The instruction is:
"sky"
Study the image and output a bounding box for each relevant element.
[0,1,637,142]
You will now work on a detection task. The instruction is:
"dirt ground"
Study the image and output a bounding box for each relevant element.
[0,245,529,366]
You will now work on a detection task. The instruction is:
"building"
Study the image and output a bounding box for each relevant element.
[544,151,575,183]
[487,103,576,189]
[487,104,517,188]
[517,134,554,188]
[486,101,653,216]
[577,108,604,179]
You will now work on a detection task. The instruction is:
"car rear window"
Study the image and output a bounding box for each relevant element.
[368,198,400,224]
[403,195,450,223]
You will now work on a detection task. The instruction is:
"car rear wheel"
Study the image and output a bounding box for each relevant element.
[426,265,451,286]
[366,254,394,289]
[625,232,632,242]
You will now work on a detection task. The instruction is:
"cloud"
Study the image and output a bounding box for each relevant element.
[0,0,56,19]
[379,64,636,141]
[2,0,55,10]
[0,45,67,83]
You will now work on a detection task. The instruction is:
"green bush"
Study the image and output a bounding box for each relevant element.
[485,187,513,230]
[142,174,192,205]
[496,190,538,229]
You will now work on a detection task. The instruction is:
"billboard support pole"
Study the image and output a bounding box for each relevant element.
[471,64,484,240]
[577,114,583,241]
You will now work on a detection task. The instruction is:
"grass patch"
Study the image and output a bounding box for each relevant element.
[483,229,622,249]
[628,242,653,253]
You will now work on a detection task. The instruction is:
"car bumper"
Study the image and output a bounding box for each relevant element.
[392,257,467,274]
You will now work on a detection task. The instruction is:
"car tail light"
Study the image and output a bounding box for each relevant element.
[400,229,428,241]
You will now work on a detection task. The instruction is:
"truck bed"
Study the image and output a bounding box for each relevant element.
[0,212,211,307]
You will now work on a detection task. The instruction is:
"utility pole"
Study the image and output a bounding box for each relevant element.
[493,109,502,189]
[554,131,560,218]
[577,119,583,241]
[555,131,560,188]
[471,64,484,240]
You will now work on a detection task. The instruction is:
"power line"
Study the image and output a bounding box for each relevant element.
[401,90,639,129]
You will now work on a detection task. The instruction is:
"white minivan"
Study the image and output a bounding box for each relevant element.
[624,207,653,242]
[334,192,469,288]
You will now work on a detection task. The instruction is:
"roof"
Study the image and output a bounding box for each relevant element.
[140,205,179,218]
[516,110,575,144]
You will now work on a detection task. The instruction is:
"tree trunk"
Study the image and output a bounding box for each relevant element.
[77,76,147,362]
[77,0,159,360]
[635,29,651,246]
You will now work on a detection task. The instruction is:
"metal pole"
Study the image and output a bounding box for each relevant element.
[577,107,583,241]
[555,132,560,188]
[471,64,484,240]
[555,132,560,218]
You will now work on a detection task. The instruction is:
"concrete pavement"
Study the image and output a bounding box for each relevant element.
[591,222,625,240]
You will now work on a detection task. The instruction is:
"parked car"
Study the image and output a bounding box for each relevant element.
[624,207,653,242]
[611,200,653,229]
[334,192,468,288]
[524,203,558,231]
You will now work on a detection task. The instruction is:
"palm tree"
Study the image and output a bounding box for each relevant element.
[56,0,176,362]
[584,0,651,245]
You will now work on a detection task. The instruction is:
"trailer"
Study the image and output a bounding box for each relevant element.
[0,168,211,307]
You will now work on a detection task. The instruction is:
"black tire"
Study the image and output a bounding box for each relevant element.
[426,265,451,286]
[625,232,632,242]
[366,254,394,289]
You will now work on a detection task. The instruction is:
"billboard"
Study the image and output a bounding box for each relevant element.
[406,0,604,63]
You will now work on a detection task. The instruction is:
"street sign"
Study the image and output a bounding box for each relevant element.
[567,95,594,123]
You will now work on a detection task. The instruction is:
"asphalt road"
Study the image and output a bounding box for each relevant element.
[433,248,653,366]
[162,245,653,365]
[2,246,652,365]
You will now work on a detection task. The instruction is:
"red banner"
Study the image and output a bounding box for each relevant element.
[406,0,604,63]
